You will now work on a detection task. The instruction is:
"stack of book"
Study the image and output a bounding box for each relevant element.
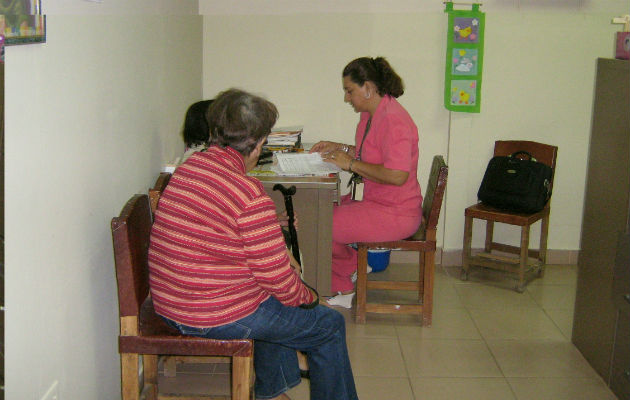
[264,126,302,152]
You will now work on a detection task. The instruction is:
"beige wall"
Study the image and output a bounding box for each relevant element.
[4,2,202,399]
[200,1,627,259]
[4,1,628,398]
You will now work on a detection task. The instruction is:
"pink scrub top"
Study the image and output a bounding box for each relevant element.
[354,95,423,217]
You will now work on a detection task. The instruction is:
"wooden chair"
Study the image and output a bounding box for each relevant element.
[111,194,253,400]
[149,172,172,216]
[461,140,558,292]
[355,155,448,326]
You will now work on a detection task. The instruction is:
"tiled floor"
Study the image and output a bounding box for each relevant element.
[157,263,619,400]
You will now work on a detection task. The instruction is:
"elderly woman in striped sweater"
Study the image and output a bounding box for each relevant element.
[148,88,358,400]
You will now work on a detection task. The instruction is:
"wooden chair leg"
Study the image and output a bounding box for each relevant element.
[538,214,550,277]
[355,246,369,324]
[461,216,473,280]
[418,249,425,299]
[144,355,158,384]
[484,220,495,252]
[232,356,252,400]
[121,353,140,400]
[142,355,158,400]
[517,225,530,292]
[422,250,435,327]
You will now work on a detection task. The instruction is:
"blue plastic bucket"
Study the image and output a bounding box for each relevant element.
[367,249,391,272]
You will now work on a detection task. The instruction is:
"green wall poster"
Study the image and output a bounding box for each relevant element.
[444,2,485,113]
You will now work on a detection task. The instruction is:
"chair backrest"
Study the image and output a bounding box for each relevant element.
[410,155,448,241]
[494,140,558,192]
[111,194,152,318]
[149,172,172,215]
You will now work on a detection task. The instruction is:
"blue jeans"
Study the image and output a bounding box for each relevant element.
[163,296,358,400]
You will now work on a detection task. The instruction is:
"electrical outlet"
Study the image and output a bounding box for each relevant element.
[41,380,58,400]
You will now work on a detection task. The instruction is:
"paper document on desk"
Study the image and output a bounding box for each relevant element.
[273,153,341,176]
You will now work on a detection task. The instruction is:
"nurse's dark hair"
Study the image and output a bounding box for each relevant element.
[342,56,404,98]
[206,88,278,156]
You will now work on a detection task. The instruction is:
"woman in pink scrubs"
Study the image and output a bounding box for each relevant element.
[310,57,423,308]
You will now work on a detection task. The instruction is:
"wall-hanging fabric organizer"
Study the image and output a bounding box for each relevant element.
[444,2,485,113]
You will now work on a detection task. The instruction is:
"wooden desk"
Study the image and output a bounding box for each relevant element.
[256,175,340,296]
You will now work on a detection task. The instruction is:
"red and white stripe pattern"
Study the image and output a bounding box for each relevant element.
[148,146,313,328]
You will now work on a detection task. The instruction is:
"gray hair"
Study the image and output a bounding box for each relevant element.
[206,88,278,155]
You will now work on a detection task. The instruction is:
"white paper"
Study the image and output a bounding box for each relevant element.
[272,153,341,176]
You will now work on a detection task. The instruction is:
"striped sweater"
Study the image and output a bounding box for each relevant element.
[148,145,314,328]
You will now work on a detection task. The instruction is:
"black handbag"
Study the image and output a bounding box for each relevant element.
[477,151,553,213]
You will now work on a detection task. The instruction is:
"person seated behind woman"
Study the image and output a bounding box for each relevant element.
[181,99,214,162]
[149,88,358,400]
[310,56,423,308]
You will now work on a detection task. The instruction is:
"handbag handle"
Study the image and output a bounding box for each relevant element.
[510,150,537,162]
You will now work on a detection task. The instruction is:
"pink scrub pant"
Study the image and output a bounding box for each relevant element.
[331,195,422,293]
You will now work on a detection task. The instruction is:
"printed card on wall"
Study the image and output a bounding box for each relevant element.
[444,3,485,113]
[450,80,477,106]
